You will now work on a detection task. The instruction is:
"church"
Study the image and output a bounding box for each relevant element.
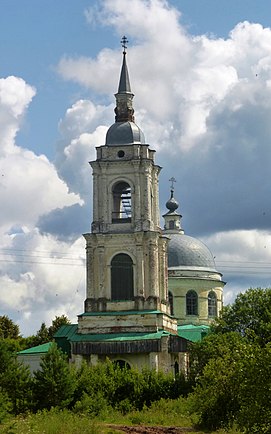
[20,38,225,375]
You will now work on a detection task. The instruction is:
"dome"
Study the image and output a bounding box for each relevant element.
[106,121,145,146]
[166,196,179,212]
[168,233,217,271]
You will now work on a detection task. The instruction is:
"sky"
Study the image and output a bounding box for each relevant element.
[1,0,271,336]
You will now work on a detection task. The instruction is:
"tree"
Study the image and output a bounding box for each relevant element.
[31,322,50,347]
[188,335,254,430]
[212,287,271,346]
[0,316,20,339]
[33,342,76,410]
[24,315,71,349]
[236,343,271,432]
[0,340,32,414]
[188,331,245,383]
[0,339,18,374]
[186,288,271,431]
[1,360,32,414]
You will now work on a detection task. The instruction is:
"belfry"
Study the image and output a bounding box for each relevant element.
[52,38,224,374]
[64,37,188,372]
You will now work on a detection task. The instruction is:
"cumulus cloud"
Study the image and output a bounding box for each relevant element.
[55,99,110,197]
[0,75,85,335]
[202,230,271,303]
[0,76,35,155]
[4,0,271,334]
[0,229,85,336]
[55,0,271,307]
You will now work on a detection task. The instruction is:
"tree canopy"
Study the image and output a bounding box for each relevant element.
[212,287,271,346]
[0,316,20,340]
[188,287,271,431]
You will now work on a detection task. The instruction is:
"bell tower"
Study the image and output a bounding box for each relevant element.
[79,38,177,335]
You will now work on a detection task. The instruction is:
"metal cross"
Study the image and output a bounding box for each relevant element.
[169,177,176,190]
[121,36,129,52]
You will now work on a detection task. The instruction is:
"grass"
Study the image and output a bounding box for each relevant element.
[0,400,242,434]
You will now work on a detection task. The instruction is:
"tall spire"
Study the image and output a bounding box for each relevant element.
[114,36,135,122]
[118,36,132,93]
[105,36,145,145]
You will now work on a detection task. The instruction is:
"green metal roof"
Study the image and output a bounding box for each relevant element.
[54,322,193,343]
[53,323,77,339]
[54,324,176,343]
[18,342,53,355]
[70,330,172,342]
[177,324,210,343]
[54,322,209,345]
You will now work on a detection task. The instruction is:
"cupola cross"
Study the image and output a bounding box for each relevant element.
[121,35,129,53]
[169,177,176,191]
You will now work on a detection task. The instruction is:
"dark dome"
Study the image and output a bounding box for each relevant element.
[106,121,145,146]
[168,233,217,270]
[166,196,179,212]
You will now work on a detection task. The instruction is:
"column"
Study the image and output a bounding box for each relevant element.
[149,240,159,297]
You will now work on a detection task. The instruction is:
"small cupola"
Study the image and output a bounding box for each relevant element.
[163,177,184,234]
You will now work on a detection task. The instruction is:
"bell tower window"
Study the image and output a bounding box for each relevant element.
[111,253,134,300]
[112,181,132,223]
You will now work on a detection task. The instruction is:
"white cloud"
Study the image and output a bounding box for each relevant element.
[0,229,85,336]
[0,74,86,335]
[4,0,271,335]
[0,76,35,156]
[202,229,271,303]
[55,0,271,307]
[55,99,110,198]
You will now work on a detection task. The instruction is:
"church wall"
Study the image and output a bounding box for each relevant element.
[71,343,186,375]
[84,231,170,314]
[168,276,223,325]
[77,311,177,334]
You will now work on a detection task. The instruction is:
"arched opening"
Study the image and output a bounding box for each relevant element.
[113,360,131,370]
[169,220,175,230]
[168,291,174,315]
[186,290,198,316]
[208,291,217,317]
[111,253,134,300]
[112,181,131,222]
[174,361,179,377]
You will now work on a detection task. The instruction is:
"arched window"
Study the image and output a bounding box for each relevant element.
[111,253,134,300]
[168,291,174,315]
[112,181,131,222]
[208,291,217,317]
[174,361,179,377]
[113,360,131,370]
[169,220,175,230]
[186,290,198,315]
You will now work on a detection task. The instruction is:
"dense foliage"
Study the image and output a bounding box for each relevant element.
[188,287,271,432]
[212,287,271,346]
[1,288,271,433]
[0,339,188,422]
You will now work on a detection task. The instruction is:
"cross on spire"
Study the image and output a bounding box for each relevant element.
[121,35,129,53]
[169,177,176,191]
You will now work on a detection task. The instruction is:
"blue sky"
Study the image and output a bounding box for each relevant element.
[1,0,271,335]
[2,0,271,157]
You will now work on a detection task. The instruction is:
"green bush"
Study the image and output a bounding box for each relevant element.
[0,390,12,423]
[74,360,188,413]
[73,391,110,416]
